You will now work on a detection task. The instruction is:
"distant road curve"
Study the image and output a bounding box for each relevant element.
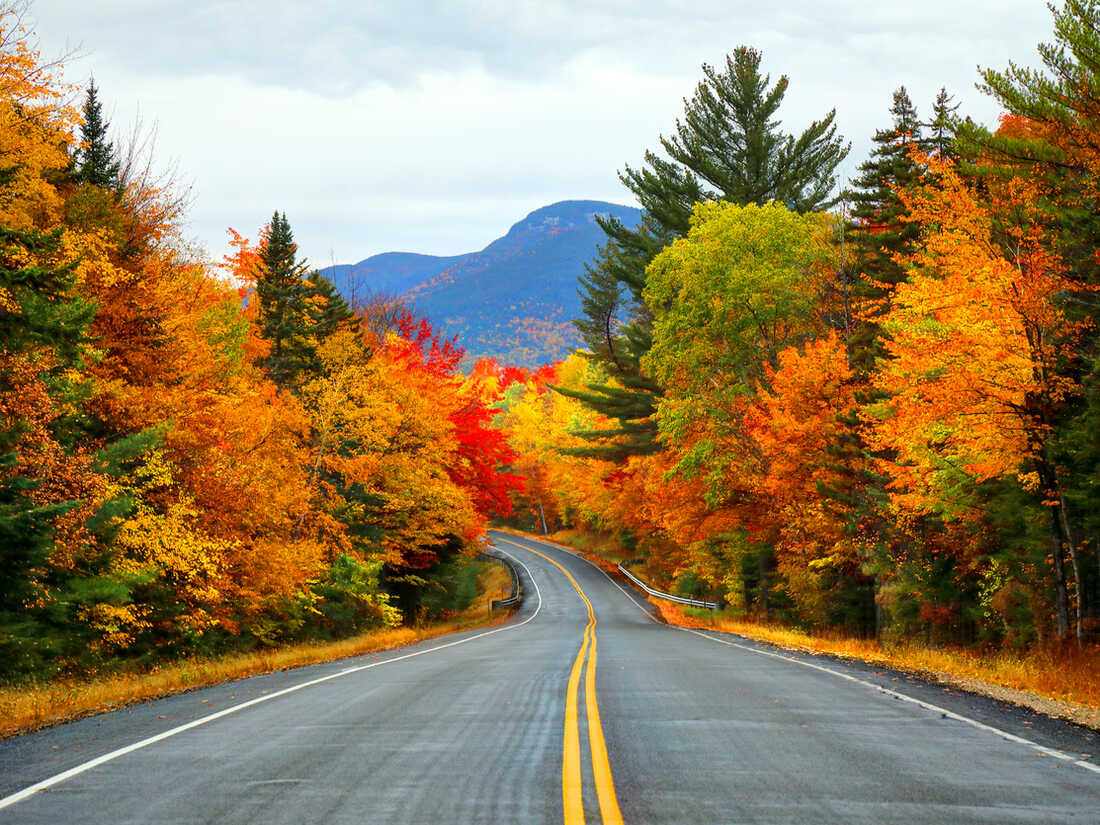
[1,530,1097,824]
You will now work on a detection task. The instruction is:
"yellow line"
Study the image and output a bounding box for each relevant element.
[495,537,624,825]
[563,622,591,824]
[585,631,625,825]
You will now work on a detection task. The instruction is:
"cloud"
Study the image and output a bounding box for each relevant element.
[30,0,1055,263]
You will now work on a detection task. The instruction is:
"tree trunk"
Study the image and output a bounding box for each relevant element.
[1054,480,1083,644]
[1048,508,1070,640]
[537,500,548,536]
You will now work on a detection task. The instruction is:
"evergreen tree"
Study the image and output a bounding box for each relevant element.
[565,47,849,459]
[307,273,357,346]
[74,79,120,190]
[0,168,97,679]
[844,87,925,372]
[255,212,314,388]
[254,212,358,388]
[925,87,961,159]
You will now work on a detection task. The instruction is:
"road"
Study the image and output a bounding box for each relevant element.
[1,530,1098,824]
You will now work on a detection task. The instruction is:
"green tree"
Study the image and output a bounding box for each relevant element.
[844,87,925,372]
[0,174,97,679]
[254,213,359,389]
[565,47,849,459]
[74,79,120,189]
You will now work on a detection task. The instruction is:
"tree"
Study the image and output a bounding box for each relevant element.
[643,200,832,467]
[0,180,97,677]
[844,87,926,371]
[74,79,120,189]
[971,0,1100,641]
[866,156,1082,640]
[567,47,849,459]
[925,87,961,160]
[252,212,356,388]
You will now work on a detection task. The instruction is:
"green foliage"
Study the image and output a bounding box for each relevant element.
[418,558,485,620]
[569,47,849,460]
[74,79,121,190]
[254,212,359,389]
[308,554,400,636]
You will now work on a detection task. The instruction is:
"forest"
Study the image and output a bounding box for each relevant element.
[503,1,1100,655]
[0,4,528,681]
[2,0,1100,692]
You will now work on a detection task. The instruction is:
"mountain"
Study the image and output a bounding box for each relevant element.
[324,200,642,366]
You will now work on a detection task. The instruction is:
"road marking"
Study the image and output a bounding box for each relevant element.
[495,536,625,825]
[499,532,1100,779]
[563,618,593,824]
[491,530,655,623]
[585,627,625,825]
[0,549,543,812]
[678,626,1100,775]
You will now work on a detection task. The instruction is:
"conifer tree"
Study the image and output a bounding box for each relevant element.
[926,87,961,159]
[254,212,358,388]
[0,168,96,678]
[844,87,925,371]
[565,47,849,459]
[307,273,357,347]
[254,212,314,388]
[74,79,120,189]
[974,0,1100,639]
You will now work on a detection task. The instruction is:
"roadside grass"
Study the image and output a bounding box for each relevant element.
[505,527,1100,728]
[0,561,514,739]
[545,528,631,569]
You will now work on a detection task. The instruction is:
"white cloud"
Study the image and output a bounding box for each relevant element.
[32,0,1054,263]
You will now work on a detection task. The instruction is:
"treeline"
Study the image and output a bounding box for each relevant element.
[0,9,522,682]
[505,2,1100,649]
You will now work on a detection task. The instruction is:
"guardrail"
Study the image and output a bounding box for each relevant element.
[478,551,522,610]
[617,560,722,610]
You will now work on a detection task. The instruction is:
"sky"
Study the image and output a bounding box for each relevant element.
[33,0,1054,267]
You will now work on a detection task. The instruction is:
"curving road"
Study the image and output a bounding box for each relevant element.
[1,530,1098,824]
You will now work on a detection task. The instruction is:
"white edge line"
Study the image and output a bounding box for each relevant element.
[0,549,544,811]
[678,626,1100,775]
[491,531,657,623]
[493,532,1100,778]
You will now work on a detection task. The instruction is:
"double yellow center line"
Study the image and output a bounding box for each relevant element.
[495,538,624,825]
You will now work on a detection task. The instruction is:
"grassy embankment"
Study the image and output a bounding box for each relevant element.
[0,561,514,739]
[538,528,1100,728]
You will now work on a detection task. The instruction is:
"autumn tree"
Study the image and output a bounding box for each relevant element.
[568,47,849,460]
[968,0,1100,640]
[867,156,1082,640]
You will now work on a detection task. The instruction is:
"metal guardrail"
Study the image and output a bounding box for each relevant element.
[617,560,722,610]
[478,551,522,610]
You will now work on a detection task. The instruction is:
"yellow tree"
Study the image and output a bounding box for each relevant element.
[866,155,1082,639]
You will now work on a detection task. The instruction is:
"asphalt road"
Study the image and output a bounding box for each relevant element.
[1,530,1098,824]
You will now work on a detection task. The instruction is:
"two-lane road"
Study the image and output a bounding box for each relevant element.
[2,531,1097,824]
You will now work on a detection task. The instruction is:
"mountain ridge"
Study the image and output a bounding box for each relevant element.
[323,199,642,366]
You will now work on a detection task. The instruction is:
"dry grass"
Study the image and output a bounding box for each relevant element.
[0,562,514,739]
[655,601,1100,729]
[545,529,633,568]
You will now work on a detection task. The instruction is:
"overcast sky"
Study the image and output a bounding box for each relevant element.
[34,1,1053,266]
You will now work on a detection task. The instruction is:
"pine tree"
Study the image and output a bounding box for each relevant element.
[74,79,120,189]
[254,212,358,388]
[306,273,357,345]
[0,168,96,679]
[925,87,961,159]
[565,47,849,459]
[844,87,926,373]
[975,0,1100,640]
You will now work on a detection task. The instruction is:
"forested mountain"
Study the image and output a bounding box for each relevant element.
[324,200,642,366]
